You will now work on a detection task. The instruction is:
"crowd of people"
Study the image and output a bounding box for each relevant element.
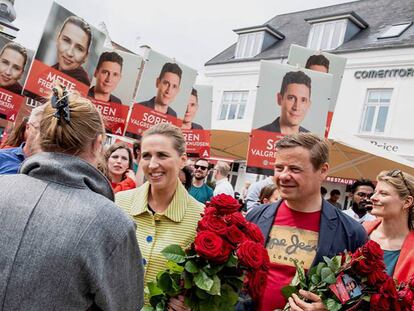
[0,88,413,311]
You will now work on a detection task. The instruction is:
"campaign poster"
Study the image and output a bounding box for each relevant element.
[287,45,347,136]
[0,36,34,122]
[182,85,212,158]
[23,2,105,102]
[125,48,197,139]
[247,61,333,175]
[88,48,143,135]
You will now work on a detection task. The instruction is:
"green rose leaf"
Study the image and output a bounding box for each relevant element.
[194,270,214,291]
[184,271,193,289]
[316,262,326,276]
[185,260,199,273]
[161,245,186,263]
[320,267,336,284]
[155,301,165,311]
[225,254,237,267]
[311,273,320,285]
[141,306,155,311]
[166,260,184,273]
[196,288,209,300]
[325,298,342,311]
[281,285,298,299]
[147,281,163,297]
[157,272,173,292]
[221,284,239,305]
[207,275,221,296]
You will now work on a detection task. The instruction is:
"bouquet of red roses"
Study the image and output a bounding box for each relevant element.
[144,194,269,311]
[282,240,412,310]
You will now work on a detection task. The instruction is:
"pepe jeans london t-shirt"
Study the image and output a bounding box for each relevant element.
[259,201,321,311]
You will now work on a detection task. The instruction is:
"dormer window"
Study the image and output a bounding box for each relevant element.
[306,12,368,50]
[378,22,412,39]
[234,25,284,59]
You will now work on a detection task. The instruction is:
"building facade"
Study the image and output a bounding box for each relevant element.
[203,0,414,194]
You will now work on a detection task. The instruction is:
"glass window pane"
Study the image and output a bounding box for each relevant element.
[236,34,247,58]
[228,104,238,120]
[241,92,248,102]
[232,92,241,102]
[379,90,392,102]
[219,104,228,120]
[331,21,344,49]
[309,24,322,49]
[237,104,246,119]
[362,106,375,132]
[223,92,231,102]
[252,32,263,56]
[321,22,334,50]
[379,23,412,38]
[375,106,389,132]
[245,33,255,57]
[368,90,380,102]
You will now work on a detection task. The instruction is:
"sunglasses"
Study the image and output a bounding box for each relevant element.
[194,164,208,171]
[388,169,413,197]
[356,192,373,199]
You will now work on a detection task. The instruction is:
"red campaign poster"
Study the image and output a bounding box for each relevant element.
[246,129,284,175]
[125,103,182,139]
[182,129,210,158]
[0,88,24,122]
[24,60,89,99]
[325,111,334,138]
[90,98,129,135]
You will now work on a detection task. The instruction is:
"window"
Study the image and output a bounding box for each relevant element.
[378,22,412,39]
[235,32,264,59]
[360,89,392,134]
[218,91,248,120]
[307,20,347,50]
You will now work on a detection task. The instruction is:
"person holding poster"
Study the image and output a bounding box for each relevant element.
[140,62,181,117]
[0,42,28,95]
[305,54,330,73]
[88,51,123,104]
[53,16,92,86]
[182,88,203,130]
[258,71,311,135]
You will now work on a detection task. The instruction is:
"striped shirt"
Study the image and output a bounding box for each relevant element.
[115,180,204,289]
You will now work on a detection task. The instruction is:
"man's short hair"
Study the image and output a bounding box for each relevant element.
[96,51,123,71]
[350,179,375,194]
[195,158,209,165]
[215,161,230,177]
[275,133,329,170]
[191,88,198,100]
[321,186,327,196]
[305,55,330,72]
[330,189,340,196]
[159,62,182,81]
[280,71,311,96]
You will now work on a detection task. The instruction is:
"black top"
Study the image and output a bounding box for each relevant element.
[1,82,23,95]
[52,63,91,86]
[257,117,309,133]
[190,122,204,130]
[139,97,177,118]
[88,86,122,104]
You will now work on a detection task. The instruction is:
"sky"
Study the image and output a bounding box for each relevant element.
[13,0,357,71]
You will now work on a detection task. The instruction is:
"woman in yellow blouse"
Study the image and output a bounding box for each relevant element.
[116,123,204,310]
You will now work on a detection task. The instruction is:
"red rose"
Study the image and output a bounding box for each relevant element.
[261,248,270,271]
[409,276,414,289]
[203,206,217,217]
[367,269,388,288]
[213,241,233,264]
[352,240,386,275]
[398,286,414,308]
[225,224,246,245]
[194,231,223,261]
[244,222,265,244]
[237,240,264,270]
[224,212,247,228]
[370,277,399,311]
[198,215,228,235]
[247,269,268,301]
[210,194,240,215]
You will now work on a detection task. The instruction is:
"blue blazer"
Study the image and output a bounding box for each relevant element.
[236,199,367,311]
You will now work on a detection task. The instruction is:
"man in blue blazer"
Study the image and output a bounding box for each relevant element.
[245,133,367,311]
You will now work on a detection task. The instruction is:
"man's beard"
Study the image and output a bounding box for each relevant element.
[352,199,372,215]
[194,175,206,181]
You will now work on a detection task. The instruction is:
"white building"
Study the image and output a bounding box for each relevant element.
[203,0,414,199]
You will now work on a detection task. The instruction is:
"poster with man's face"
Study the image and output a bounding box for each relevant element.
[182,85,212,158]
[0,36,34,122]
[23,2,105,102]
[287,45,347,136]
[247,61,333,175]
[88,48,143,136]
[125,48,197,139]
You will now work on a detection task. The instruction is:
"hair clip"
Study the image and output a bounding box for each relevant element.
[51,87,70,123]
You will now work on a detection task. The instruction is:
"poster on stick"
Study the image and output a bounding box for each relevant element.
[247,61,333,175]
